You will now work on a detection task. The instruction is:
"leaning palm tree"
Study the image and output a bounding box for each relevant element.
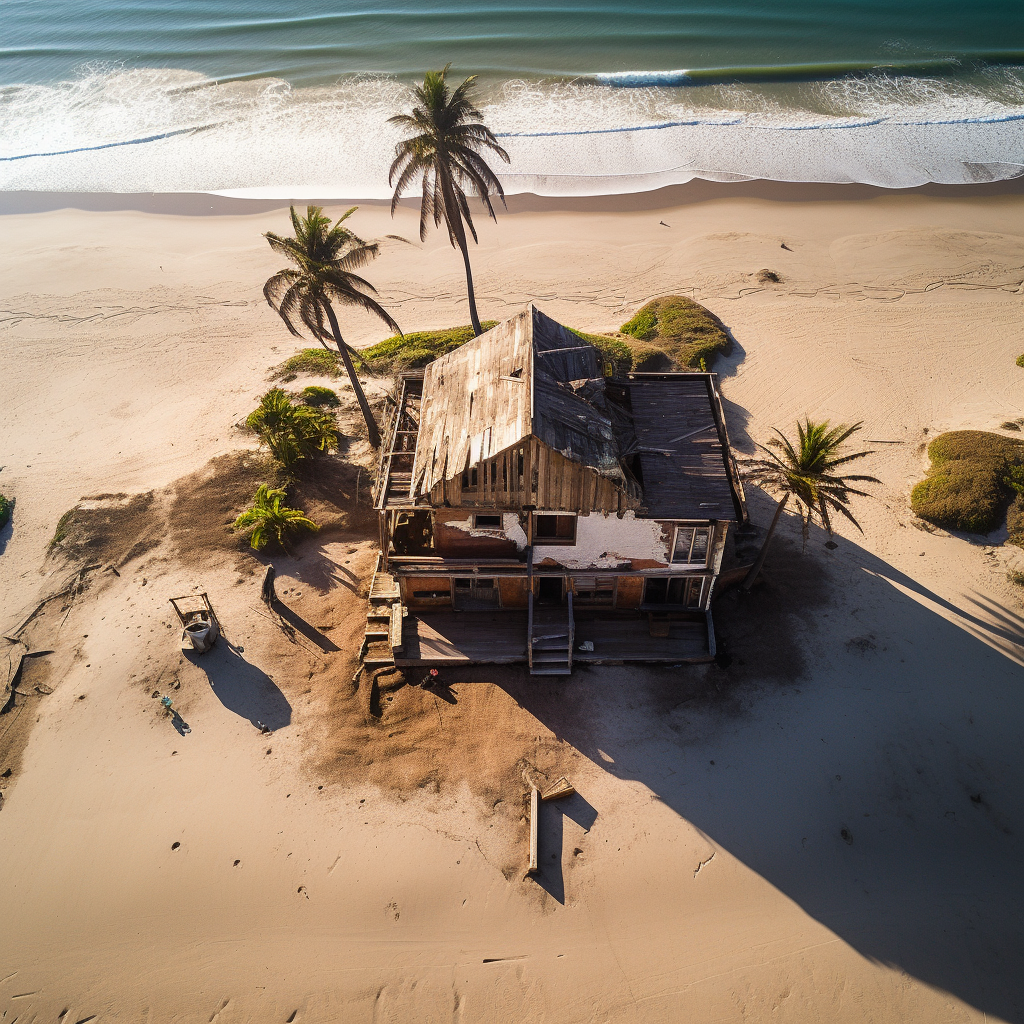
[741,420,879,590]
[233,484,319,552]
[264,205,400,448]
[388,63,510,336]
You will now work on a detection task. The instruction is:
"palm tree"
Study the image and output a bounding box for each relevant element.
[264,205,400,448]
[741,420,879,590]
[388,63,510,337]
[246,388,338,470]
[233,484,319,552]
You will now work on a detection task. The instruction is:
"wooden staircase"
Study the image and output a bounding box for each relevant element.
[360,554,403,670]
[528,591,574,676]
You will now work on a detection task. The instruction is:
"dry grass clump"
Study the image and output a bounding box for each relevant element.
[910,430,1024,535]
[619,296,731,370]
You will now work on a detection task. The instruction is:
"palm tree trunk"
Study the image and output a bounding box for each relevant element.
[439,171,483,336]
[741,493,789,592]
[457,235,483,336]
[323,300,381,449]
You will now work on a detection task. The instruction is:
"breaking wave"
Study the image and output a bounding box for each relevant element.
[1,66,1023,195]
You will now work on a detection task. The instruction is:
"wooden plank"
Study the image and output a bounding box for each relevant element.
[542,778,575,801]
[528,786,540,874]
[389,603,404,651]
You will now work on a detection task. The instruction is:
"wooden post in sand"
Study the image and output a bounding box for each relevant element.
[527,786,540,874]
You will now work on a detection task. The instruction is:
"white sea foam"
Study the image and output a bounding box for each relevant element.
[1,67,1022,196]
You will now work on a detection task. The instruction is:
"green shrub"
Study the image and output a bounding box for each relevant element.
[0,493,11,531]
[1008,493,1024,549]
[274,348,342,379]
[300,385,340,407]
[363,323,498,371]
[246,388,339,470]
[1017,353,1024,368]
[1008,568,1024,587]
[232,484,318,551]
[911,430,1024,534]
[569,329,636,371]
[620,296,731,369]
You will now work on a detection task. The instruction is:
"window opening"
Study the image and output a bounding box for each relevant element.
[533,513,576,545]
[672,525,712,565]
[473,514,502,529]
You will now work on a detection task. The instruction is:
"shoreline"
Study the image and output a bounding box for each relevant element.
[2,175,1024,218]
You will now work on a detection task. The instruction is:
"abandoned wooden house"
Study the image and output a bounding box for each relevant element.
[366,304,746,675]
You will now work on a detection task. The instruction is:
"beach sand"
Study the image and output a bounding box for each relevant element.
[1,182,1023,1022]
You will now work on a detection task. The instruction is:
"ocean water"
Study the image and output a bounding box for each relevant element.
[2,0,1023,195]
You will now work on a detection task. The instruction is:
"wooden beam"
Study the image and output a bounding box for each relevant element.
[390,603,404,651]
[528,785,540,874]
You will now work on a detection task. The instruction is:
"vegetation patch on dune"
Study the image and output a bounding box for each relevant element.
[1017,353,1024,368]
[0,493,12,531]
[272,297,733,379]
[273,347,344,380]
[911,430,1024,535]
[364,323,497,371]
[619,295,731,370]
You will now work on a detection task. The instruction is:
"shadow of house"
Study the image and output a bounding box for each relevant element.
[186,643,292,731]
[501,527,1024,1022]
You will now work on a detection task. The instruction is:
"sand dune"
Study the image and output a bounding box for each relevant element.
[1,184,1023,1022]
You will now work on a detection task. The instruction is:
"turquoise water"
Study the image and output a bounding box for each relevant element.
[2,0,1023,193]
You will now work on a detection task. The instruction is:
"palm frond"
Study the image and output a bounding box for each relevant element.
[741,418,878,539]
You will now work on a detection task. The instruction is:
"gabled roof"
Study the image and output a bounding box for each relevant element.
[412,305,629,498]
[404,304,744,521]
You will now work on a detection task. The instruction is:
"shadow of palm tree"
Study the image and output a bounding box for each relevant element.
[186,643,291,731]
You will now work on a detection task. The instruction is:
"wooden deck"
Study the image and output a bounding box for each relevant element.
[395,611,711,667]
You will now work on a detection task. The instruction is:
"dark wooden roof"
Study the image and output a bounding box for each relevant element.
[626,375,742,521]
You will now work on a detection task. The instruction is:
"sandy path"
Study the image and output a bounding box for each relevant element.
[0,185,1023,1022]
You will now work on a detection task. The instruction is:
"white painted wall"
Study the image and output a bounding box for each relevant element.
[533,511,670,570]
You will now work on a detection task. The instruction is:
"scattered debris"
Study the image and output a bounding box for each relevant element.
[541,777,575,801]
[756,268,782,284]
[169,592,220,653]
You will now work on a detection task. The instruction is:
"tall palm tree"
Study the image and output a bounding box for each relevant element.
[741,420,879,590]
[388,63,510,336]
[264,205,400,448]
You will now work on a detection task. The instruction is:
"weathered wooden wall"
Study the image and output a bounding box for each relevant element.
[401,576,452,608]
[428,437,638,513]
[613,576,645,609]
[498,577,530,609]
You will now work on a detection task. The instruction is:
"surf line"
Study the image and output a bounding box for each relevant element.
[0,122,226,162]
[495,118,743,138]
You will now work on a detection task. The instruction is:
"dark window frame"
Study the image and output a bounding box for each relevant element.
[533,513,577,545]
[671,524,713,566]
